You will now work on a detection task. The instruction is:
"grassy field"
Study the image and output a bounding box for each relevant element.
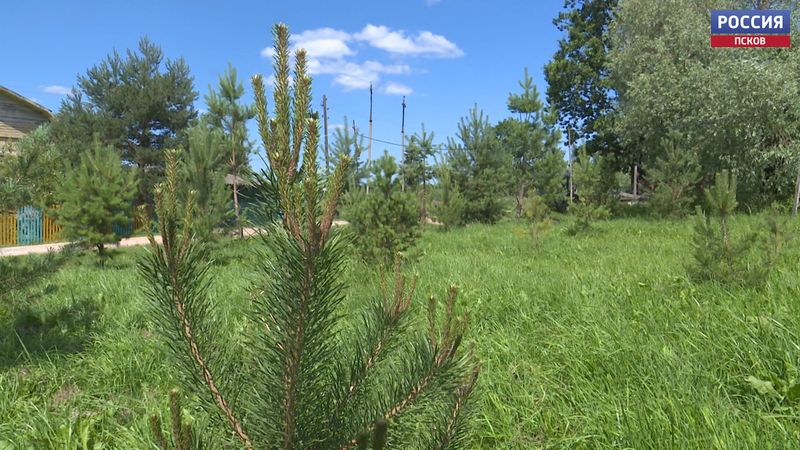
[2,216,800,448]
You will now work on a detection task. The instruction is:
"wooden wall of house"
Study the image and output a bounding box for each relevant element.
[0,94,50,140]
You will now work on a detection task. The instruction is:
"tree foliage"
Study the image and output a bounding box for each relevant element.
[138,24,478,449]
[204,64,255,233]
[0,125,60,211]
[344,152,421,265]
[54,142,136,257]
[180,125,231,241]
[497,68,566,217]
[402,125,437,218]
[447,106,509,224]
[331,117,368,192]
[610,0,800,207]
[646,132,701,218]
[569,148,612,232]
[51,37,197,203]
[690,171,772,285]
[545,0,620,158]
[431,162,466,230]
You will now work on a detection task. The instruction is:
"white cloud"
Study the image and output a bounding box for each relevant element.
[41,85,71,95]
[259,25,461,92]
[354,25,463,58]
[383,82,413,96]
[308,59,410,91]
[261,27,354,60]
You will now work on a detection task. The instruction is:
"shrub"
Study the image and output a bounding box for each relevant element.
[431,163,466,230]
[646,132,700,218]
[54,141,136,259]
[568,148,613,233]
[522,192,552,246]
[343,152,421,265]
[689,171,779,285]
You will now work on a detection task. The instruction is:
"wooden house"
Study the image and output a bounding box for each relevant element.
[0,85,54,149]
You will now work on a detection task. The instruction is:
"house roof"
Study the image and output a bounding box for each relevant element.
[0,85,55,120]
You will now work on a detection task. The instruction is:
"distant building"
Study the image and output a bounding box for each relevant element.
[0,85,54,149]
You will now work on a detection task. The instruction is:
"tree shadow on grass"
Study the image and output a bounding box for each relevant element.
[0,296,101,370]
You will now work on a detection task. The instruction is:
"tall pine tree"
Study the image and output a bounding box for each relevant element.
[204,64,255,237]
[52,37,197,204]
[402,125,437,218]
[447,105,509,223]
[497,68,566,217]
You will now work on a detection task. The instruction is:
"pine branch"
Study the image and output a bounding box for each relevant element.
[141,151,253,450]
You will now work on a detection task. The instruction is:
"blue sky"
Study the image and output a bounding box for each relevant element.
[0,0,565,165]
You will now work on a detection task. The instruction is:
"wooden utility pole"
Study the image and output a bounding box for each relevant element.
[352,120,359,188]
[322,95,330,177]
[401,96,407,192]
[367,83,373,194]
[568,127,574,204]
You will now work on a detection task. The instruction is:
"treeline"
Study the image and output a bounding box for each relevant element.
[0,39,254,255]
[546,0,800,215]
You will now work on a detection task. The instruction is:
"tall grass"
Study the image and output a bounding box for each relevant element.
[1,216,800,448]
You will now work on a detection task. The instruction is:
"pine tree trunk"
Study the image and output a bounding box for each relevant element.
[515,180,529,220]
[232,145,243,239]
[233,177,242,239]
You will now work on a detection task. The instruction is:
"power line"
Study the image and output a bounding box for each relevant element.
[355,132,447,150]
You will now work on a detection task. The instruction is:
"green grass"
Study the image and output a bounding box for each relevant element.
[2,216,800,448]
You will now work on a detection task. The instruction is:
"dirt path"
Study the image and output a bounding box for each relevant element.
[0,223,352,258]
[0,236,162,258]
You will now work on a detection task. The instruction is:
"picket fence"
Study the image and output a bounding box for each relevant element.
[0,206,138,246]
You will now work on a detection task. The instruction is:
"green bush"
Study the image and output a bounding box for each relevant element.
[646,132,700,218]
[689,171,781,285]
[568,148,613,233]
[343,152,421,264]
[524,192,553,246]
[431,163,466,230]
[53,142,137,259]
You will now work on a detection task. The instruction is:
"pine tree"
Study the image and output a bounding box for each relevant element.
[139,24,479,449]
[204,64,255,237]
[402,125,437,218]
[0,125,60,211]
[569,148,612,232]
[51,37,197,204]
[331,117,367,192]
[646,132,700,218]
[690,170,768,285]
[180,125,232,241]
[55,141,136,259]
[432,162,466,230]
[447,105,509,224]
[344,152,421,264]
[497,68,566,217]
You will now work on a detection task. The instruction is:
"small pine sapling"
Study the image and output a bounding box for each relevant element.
[690,171,768,285]
[524,192,552,247]
[568,148,611,234]
[646,132,700,218]
[139,23,479,450]
[432,162,465,230]
[54,141,137,261]
[342,152,421,265]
